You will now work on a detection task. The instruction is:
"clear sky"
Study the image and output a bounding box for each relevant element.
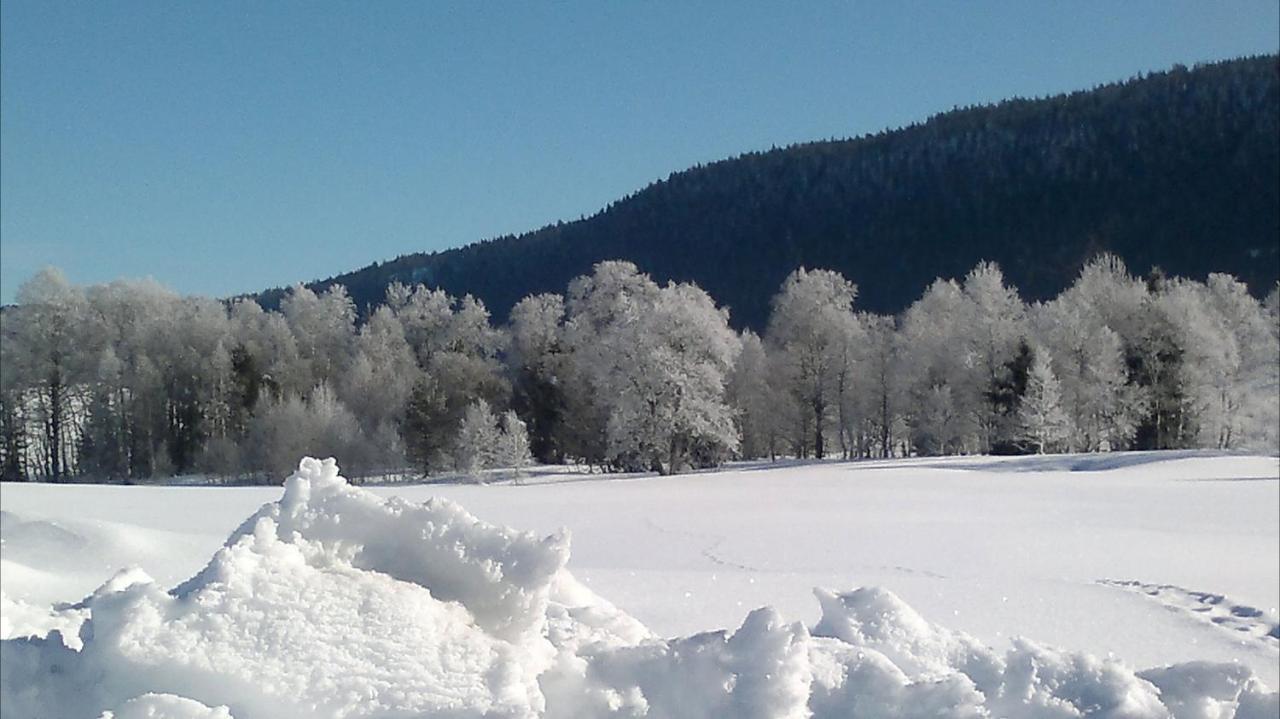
[2,1,1277,303]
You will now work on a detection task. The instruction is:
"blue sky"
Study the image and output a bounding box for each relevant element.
[2,1,1277,303]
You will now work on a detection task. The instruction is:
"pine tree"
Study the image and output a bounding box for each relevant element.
[1017,349,1070,454]
[452,399,500,482]
[495,410,533,482]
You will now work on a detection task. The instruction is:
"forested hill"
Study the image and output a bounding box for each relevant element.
[257,55,1280,329]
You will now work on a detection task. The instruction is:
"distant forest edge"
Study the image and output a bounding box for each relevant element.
[256,55,1280,329]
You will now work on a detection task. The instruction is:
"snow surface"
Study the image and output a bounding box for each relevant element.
[1,453,1277,717]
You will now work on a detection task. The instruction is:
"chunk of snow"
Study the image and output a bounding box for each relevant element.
[544,606,812,718]
[0,589,88,649]
[1139,662,1273,719]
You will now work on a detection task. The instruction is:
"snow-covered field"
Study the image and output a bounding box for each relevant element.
[2,451,1277,717]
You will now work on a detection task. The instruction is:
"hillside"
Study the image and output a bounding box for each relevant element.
[257,56,1280,328]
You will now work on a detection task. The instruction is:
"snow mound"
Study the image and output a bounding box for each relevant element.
[99,694,234,719]
[807,588,1221,718]
[2,457,1276,718]
[205,456,571,643]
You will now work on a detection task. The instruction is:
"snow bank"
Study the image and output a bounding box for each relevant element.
[2,457,1275,718]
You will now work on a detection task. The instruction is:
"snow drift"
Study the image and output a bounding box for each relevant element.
[2,458,1275,718]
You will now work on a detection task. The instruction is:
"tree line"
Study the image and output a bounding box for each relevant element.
[1,255,1276,483]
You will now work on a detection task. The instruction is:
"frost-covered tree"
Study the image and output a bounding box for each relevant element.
[2,269,527,482]
[765,268,860,459]
[606,281,740,473]
[0,308,29,481]
[508,293,569,463]
[3,254,1276,482]
[76,279,185,479]
[960,262,1029,452]
[833,316,870,460]
[1032,301,1134,452]
[245,383,370,481]
[341,306,419,468]
[1129,273,1203,450]
[900,278,977,455]
[1204,274,1278,449]
[11,268,93,480]
[153,296,232,473]
[559,262,739,473]
[228,298,307,402]
[559,262,661,467]
[452,398,500,481]
[727,331,781,460]
[495,409,534,481]
[1017,348,1071,454]
[281,284,357,390]
[1068,254,1149,340]
[386,282,454,366]
[1032,256,1150,451]
[914,385,964,456]
[847,313,905,458]
[448,402,532,483]
[1155,274,1279,450]
[900,264,1036,456]
[399,288,510,474]
[77,348,129,481]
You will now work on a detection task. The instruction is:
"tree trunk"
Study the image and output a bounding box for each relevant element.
[813,396,825,459]
[880,390,891,458]
[48,372,63,481]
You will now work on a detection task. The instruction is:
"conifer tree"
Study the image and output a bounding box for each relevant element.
[1017,348,1070,454]
[495,410,533,482]
[453,399,500,482]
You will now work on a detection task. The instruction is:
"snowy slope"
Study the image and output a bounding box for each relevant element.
[1,452,1277,716]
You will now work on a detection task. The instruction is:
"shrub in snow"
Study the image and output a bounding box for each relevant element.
[2,457,1276,718]
[244,384,374,480]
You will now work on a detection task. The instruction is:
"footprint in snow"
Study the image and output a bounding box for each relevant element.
[1098,578,1280,648]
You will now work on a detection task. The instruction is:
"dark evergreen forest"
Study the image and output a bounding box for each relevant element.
[256,56,1279,329]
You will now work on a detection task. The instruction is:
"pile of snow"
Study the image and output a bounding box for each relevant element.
[2,458,1275,718]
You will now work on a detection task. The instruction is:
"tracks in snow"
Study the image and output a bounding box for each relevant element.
[641,518,947,579]
[1098,579,1280,648]
[642,518,761,572]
